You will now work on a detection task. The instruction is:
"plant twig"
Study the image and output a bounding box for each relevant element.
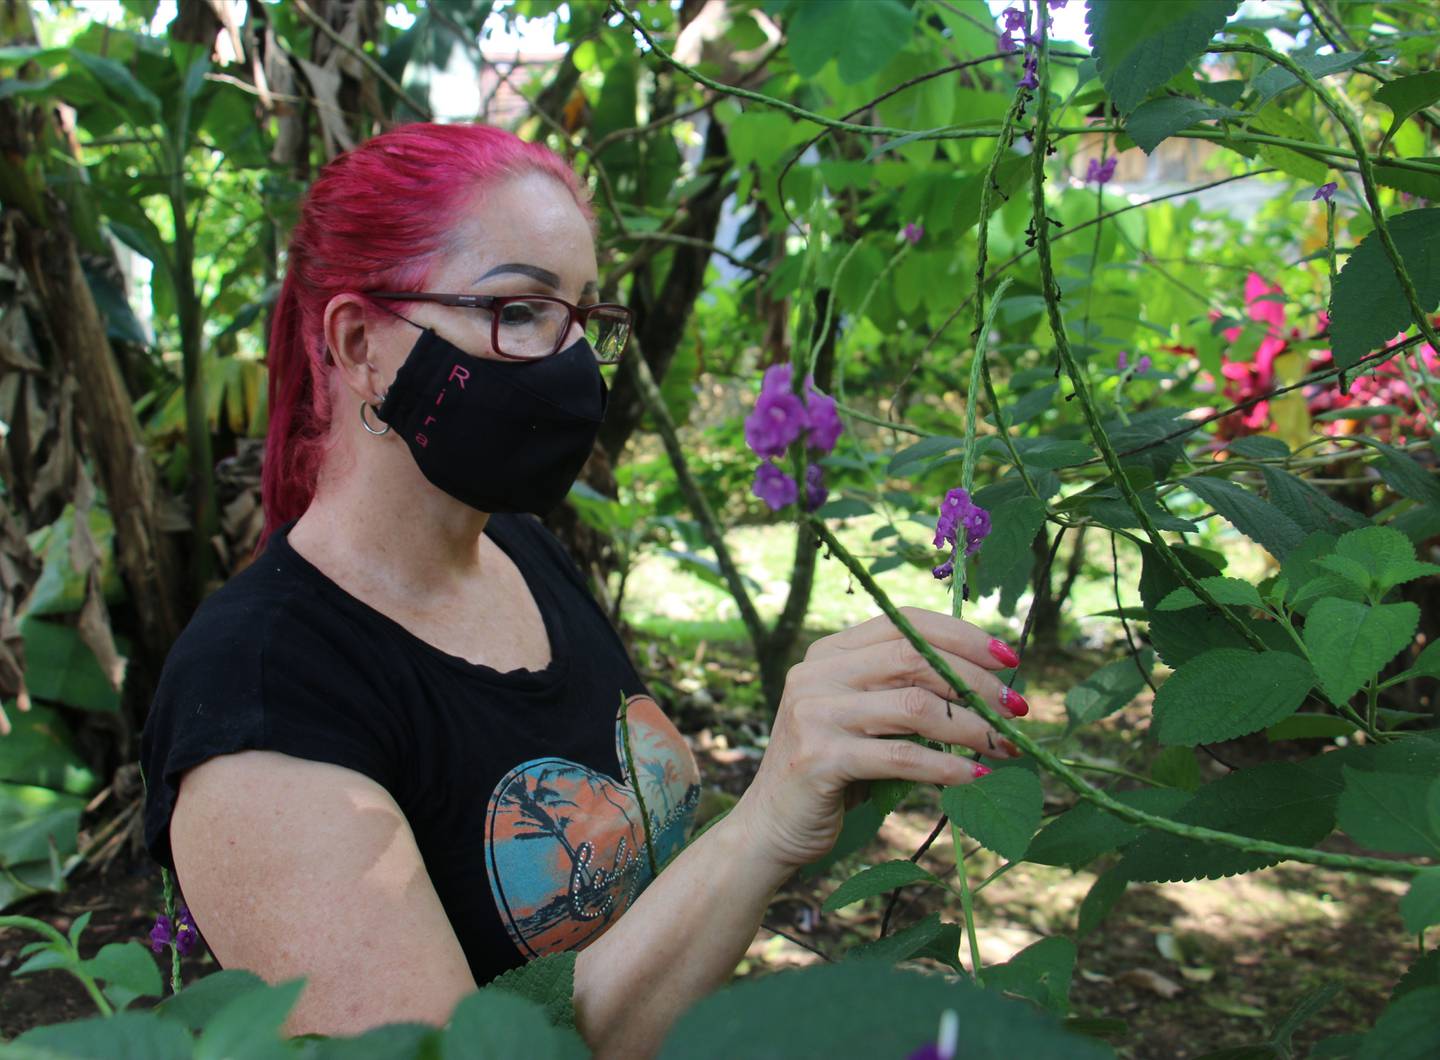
[292,0,432,120]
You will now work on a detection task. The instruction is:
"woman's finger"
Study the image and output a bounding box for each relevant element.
[808,637,1030,718]
[807,606,1021,671]
[845,735,992,788]
[831,688,1022,758]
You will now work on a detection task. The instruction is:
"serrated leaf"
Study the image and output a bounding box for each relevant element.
[1369,440,1440,505]
[1329,208,1440,370]
[1065,654,1153,727]
[1261,467,1370,536]
[1303,599,1419,707]
[79,943,162,1010]
[1250,50,1373,109]
[1027,788,1191,868]
[1153,650,1315,746]
[1158,578,1263,612]
[822,861,941,914]
[784,0,914,84]
[485,951,577,1029]
[844,911,957,968]
[1393,950,1440,1002]
[1152,747,1203,791]
[1117,761,1343,882]
[1400,868,1440,935]
[1126,96,1238,153]
[1356,987,1440,1060]
[444,989,588,1060]
[1386,640,1440,687]
[1336,770,1440,857]
[888,435,964,475]
[1335,525,1424,591]
[1187,477,1307,559]
[985,937,1077,1017]
[1087,0,1241,116]
[1375,71,1440,145]
[1077,867,1128,938]
[194,978,304,1060]
[1251,109,1329,184]
[942,769,1043,861]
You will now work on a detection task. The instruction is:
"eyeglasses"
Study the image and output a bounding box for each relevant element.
[368,291,631,364]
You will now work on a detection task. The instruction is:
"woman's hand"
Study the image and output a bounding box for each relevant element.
[732,607,1027,871]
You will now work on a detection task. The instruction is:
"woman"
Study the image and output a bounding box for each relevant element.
[140,123,1026,1057]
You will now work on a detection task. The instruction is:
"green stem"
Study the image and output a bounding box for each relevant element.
[1025,16,1266,653]
[806,518,1423,878]
[1059,758,1162,788]
[162,866,181,994]
[972,858,1021,896]
[952,820,983,984]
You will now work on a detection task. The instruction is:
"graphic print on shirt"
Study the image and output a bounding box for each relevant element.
[485,694,701,959]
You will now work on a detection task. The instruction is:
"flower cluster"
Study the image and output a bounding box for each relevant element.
[1086,156,1118,186]
[1117,351,1152,374]
[999,2,1067,57]
[744,364,843,511]
[932,487,991,580]
[150,906,198,957]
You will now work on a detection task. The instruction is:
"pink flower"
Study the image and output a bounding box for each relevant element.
[902,222,924,245]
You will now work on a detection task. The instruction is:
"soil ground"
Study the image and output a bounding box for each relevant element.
[0,635,1420,1056]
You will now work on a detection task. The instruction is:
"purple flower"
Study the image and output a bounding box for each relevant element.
[931,558,955,581]
[803,463,828,512]
[1137,355,1152,374]
[1313,181,1338,202]
[804,385,843,454]
[1048,0,1068,9]
[744,365,807,459]
[933,488,991,579]
[1086,157,1118,186]
[174,906,197,956]
[902,222,924,245]
[1002,6,1026,32]
[149,915,172,955]
[753,462,797,511]
[998,30,1019,53]
[1117,351,1128,371]
[1019,53,1039,89]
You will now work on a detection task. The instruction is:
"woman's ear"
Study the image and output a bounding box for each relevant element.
[323,293,382,401]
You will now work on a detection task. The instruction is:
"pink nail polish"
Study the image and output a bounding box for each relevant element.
[988,638,1020,668]
[999,686,1030,717]
[972,763,992,779]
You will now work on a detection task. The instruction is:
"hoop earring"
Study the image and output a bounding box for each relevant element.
[359,399,391,436]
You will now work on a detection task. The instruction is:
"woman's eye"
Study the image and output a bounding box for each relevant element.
[497,303,538,326]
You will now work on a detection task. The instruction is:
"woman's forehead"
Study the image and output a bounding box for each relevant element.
[438,174,597,290]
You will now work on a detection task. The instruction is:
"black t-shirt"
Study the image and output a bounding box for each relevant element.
[140,514,701,985]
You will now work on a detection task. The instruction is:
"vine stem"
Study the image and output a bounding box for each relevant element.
[1026,14,1267,654]
[804,517,1422,879]
[952,819,983,983]
[162,865,181,994]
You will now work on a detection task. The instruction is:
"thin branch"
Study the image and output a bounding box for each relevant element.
[606,230,771,276]
[292,0,432,120]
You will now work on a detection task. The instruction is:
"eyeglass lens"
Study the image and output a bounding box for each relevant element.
[494,300,628,362]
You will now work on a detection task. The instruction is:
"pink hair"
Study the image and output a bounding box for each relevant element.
[259,123,593,546]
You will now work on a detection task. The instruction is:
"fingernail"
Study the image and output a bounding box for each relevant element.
[988,638,1020,668]
[972,763,992,779]
[999,737,1022,758]
[1000,686,1029,717]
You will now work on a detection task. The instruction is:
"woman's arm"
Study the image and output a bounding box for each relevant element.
[574,607,1022,1058]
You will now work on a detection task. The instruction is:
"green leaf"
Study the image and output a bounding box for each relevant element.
[154,970,269,1031]
[485,951,577,1030]
[822,860,941,913]
[0,782,85,870]
[1335,525,1430,593]
[784,0,914,84]
[1157,577,1263,611]
[1329,208,1440,370]
[1186,477,1307,559]
[1086,0,1241,115]
[985,937,1077,1017]
[1126,96,1238,153]
[1356,987,1440,1060]
[1400,869,1440,935]
[1065,654,1153,727]
[14,1012,193,1060]
[1368,440,1440,505]
[1152,747,1202,791]
[0,701,98,794]
[1386,640,1440,687]
[657,962,1110,1059]
[1261,468,1370,537]
[194,978,305,1060]
[1077,867,1128,938]
[1303,599,1419,707]
[71,49,162,121]
[18,617,122,713]
[942,768,1043,861]
[1336,770,1440,857]
[1153,650,1315,746]
[972,497,1047,603]
[1026,788,1190,869]
[888,435,965,475]
[1016,438,1096,469]
[442,989,588,1060]
[1266,714,1356,741]
[1375,71,1440,145]
[1250,108,1329,184]
[1393,950,1440,1002]
[79,943,162,1011]
[800,800,884,880]
[844,911,960,971]
[1118,761,1343,882]
[1250,50,1373,109]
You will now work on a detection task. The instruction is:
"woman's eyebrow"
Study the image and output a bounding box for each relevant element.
[475,262,562,288]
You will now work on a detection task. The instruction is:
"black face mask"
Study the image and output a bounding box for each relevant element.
[374,327,608,516]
